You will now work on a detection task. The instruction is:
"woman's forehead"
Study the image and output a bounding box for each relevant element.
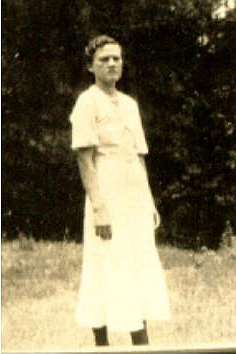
[94,44,122,58]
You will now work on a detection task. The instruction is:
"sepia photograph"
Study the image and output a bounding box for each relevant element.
[2,0,236,353]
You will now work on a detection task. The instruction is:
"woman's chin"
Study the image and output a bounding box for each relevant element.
[107,76,121,85]
[108,73,121,81]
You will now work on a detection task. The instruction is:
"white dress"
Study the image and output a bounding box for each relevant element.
[70,85,171,332]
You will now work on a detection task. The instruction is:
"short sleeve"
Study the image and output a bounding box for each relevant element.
[69,91,99,150]
[133,101,149,155]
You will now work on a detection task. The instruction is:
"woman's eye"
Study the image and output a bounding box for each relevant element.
[99,56,121,63]
[100,57,109,62]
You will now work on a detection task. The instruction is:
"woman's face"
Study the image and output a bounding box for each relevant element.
[89,43,123,85]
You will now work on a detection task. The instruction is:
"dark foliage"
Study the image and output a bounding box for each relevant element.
[2,0,236,248]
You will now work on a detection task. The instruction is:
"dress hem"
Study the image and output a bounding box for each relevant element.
[76,316,172,332]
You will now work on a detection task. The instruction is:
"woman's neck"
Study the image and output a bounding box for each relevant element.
[95,80,117,96]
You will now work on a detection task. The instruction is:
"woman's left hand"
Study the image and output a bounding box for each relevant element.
[153,209,161,229]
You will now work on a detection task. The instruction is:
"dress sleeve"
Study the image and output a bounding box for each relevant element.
[133,101,149,155]
[69,91,99,150]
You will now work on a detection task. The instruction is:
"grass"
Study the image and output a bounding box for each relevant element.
[2,237,236,352]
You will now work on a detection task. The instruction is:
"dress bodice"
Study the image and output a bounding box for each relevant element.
[70,85,149,161]
[92,86,140,161]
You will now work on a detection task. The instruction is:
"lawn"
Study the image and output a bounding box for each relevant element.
[2,237,236,352]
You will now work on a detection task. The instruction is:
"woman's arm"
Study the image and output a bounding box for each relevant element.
[76,147,112,240]
[139,155,161,229]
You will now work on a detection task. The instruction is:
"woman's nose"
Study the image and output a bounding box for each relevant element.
[108,58,116,66]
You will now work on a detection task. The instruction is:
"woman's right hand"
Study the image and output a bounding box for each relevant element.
[95,224,112,240]
[93,203,112,240]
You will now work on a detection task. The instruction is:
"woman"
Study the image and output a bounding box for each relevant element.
[70,35,171,346]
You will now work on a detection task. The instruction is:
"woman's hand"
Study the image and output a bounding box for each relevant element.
[95,225,112,240]
[93,203,112,240]
[153,209,161,229]
[138,155,161,230]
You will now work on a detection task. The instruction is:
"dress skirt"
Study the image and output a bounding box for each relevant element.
[76,154,171,332]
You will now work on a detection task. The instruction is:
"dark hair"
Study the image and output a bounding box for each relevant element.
[85,34,121,64]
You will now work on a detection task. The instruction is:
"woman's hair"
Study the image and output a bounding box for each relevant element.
[85,34,121,64]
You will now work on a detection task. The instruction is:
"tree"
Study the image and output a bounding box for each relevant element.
[2,0,236,248]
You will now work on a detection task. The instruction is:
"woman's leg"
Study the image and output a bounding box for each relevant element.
[92,326,109,346]
[130,320,149,345]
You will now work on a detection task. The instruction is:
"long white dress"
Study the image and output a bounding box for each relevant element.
[70,85,171,332]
